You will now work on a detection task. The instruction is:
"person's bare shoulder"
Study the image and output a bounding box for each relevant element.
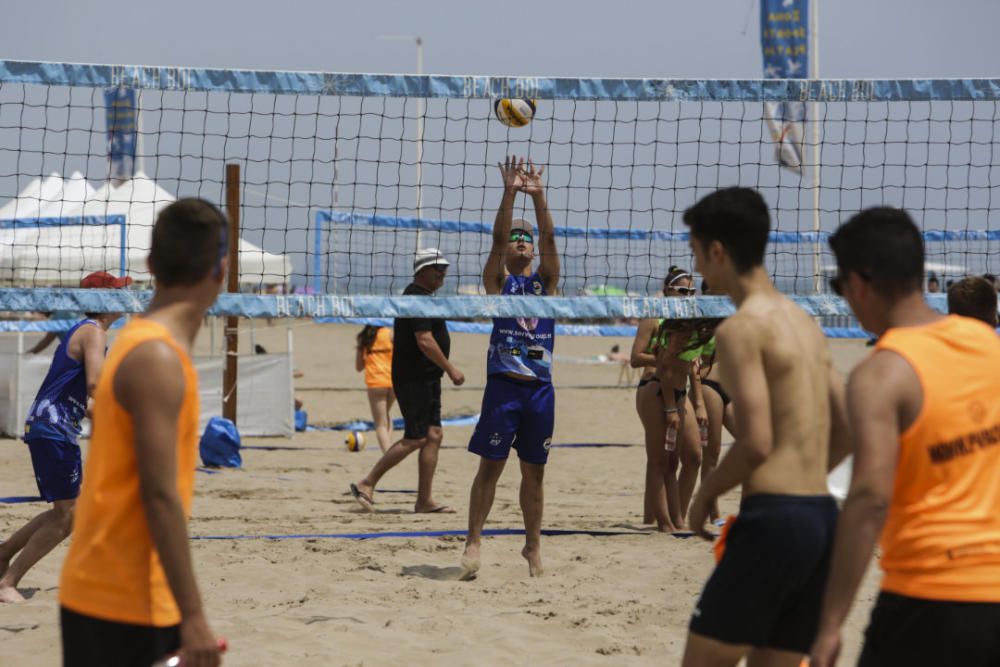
[716,308,768,347]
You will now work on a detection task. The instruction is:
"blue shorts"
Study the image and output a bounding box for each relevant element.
[26,438,82,502]
[468,374,555,465]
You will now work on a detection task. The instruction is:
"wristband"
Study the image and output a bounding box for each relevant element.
[664,408,679,414]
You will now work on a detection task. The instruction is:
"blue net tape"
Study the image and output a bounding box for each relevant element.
[3,61,1000,102]
[0,289,957,323]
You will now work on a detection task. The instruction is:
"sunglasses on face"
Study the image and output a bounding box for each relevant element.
[664,285,696,296]
[510,231,534,244]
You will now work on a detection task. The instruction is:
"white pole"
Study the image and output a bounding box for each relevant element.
[15,331,24,435]
[810,0,822,294]
[415,36,425,253]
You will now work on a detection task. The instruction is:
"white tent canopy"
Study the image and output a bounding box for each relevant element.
[0,172,97,221]
[0,172,291,286]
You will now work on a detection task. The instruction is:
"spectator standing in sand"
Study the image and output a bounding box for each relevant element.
[355,324,396,453]
[351,249,464,514]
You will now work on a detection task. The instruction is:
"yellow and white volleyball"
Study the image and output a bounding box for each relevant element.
[494,98,536,128]
[344,431,366,452]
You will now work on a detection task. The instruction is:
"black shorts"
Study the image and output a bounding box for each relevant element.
[61,606,180,667]
[701,378,731,407]
[394,376,442,440]
[689,493,838,653]
[858,592,1000,667]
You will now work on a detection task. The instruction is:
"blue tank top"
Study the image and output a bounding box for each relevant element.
[486,273,555,382]
[24,319,97,444]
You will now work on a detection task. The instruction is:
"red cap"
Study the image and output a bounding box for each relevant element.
[80,271,132,289]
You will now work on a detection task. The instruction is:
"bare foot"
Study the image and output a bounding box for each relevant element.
[654,522,676,533]
[521,545,544,577]
[0,584,25,603]
[459,543,481,581]
[414,504,456,514]
[350,482,375,512]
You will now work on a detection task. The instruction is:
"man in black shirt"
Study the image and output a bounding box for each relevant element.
[351,248,465,513]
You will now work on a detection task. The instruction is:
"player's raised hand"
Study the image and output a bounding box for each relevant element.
[519,159,546,196]
[498,155,525,194]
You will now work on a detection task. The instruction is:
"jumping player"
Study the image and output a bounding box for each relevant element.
[462,155,559,578]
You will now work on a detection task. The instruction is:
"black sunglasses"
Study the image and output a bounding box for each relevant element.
[510,230,534,244]
[664,285,696,296]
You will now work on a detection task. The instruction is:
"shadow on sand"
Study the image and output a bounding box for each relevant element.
[400,564,474,581]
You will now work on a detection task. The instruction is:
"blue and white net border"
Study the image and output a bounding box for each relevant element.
[0,288,955,320]
[2,60,1000,102]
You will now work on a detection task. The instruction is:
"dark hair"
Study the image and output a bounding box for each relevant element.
[356,325,381,352]
[828,207,924,298]
[664,265,691,288]
[682,187,770,274]
[948,277,998,326]
[150,198,227,287]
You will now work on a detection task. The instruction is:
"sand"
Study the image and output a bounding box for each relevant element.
[1,322,882,666]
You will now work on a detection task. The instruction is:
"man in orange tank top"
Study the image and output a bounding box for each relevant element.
[812,207,1000,666]
[59,199,227,667]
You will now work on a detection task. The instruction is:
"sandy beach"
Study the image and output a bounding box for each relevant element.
[1,321,882,666]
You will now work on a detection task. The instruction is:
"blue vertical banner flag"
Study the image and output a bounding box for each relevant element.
[761,0,809,175]
[104,88,137,180]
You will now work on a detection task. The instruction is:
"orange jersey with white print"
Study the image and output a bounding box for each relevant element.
[875,315,1000,602]
[60,318,200,626]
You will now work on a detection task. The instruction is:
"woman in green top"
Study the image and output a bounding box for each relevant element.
[630,267,708,531]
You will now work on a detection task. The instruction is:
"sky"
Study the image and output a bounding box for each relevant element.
[3,0,1000,80]
[2,1,999,292]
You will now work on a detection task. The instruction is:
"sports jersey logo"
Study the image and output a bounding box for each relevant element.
[516,317,539,331]
[532,280,543,295]
[489,432,503,448]
[542,437,552,452]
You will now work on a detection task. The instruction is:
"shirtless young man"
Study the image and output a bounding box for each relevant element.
[680,187,850,667]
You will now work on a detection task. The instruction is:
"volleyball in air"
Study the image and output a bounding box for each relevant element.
[344,431,366,452]
[494,98,536,128]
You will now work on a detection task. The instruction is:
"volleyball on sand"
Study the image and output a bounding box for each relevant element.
[344,431,366,452]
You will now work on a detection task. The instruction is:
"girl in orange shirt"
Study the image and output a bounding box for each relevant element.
[355,325,395,453]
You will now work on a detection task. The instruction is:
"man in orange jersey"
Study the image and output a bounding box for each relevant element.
[681,187,851,667]
[59,199,227,667]
[812,208,1000,666]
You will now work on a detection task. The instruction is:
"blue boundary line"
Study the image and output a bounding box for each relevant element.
[2,61,1000,102]
[192,527,666,541]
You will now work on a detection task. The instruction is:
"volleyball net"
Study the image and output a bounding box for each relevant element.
[0,60,997,320]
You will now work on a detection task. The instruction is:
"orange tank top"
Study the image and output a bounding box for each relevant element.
[364,327,393,389]
[875,315,1000,602]
[60,318,200,626]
